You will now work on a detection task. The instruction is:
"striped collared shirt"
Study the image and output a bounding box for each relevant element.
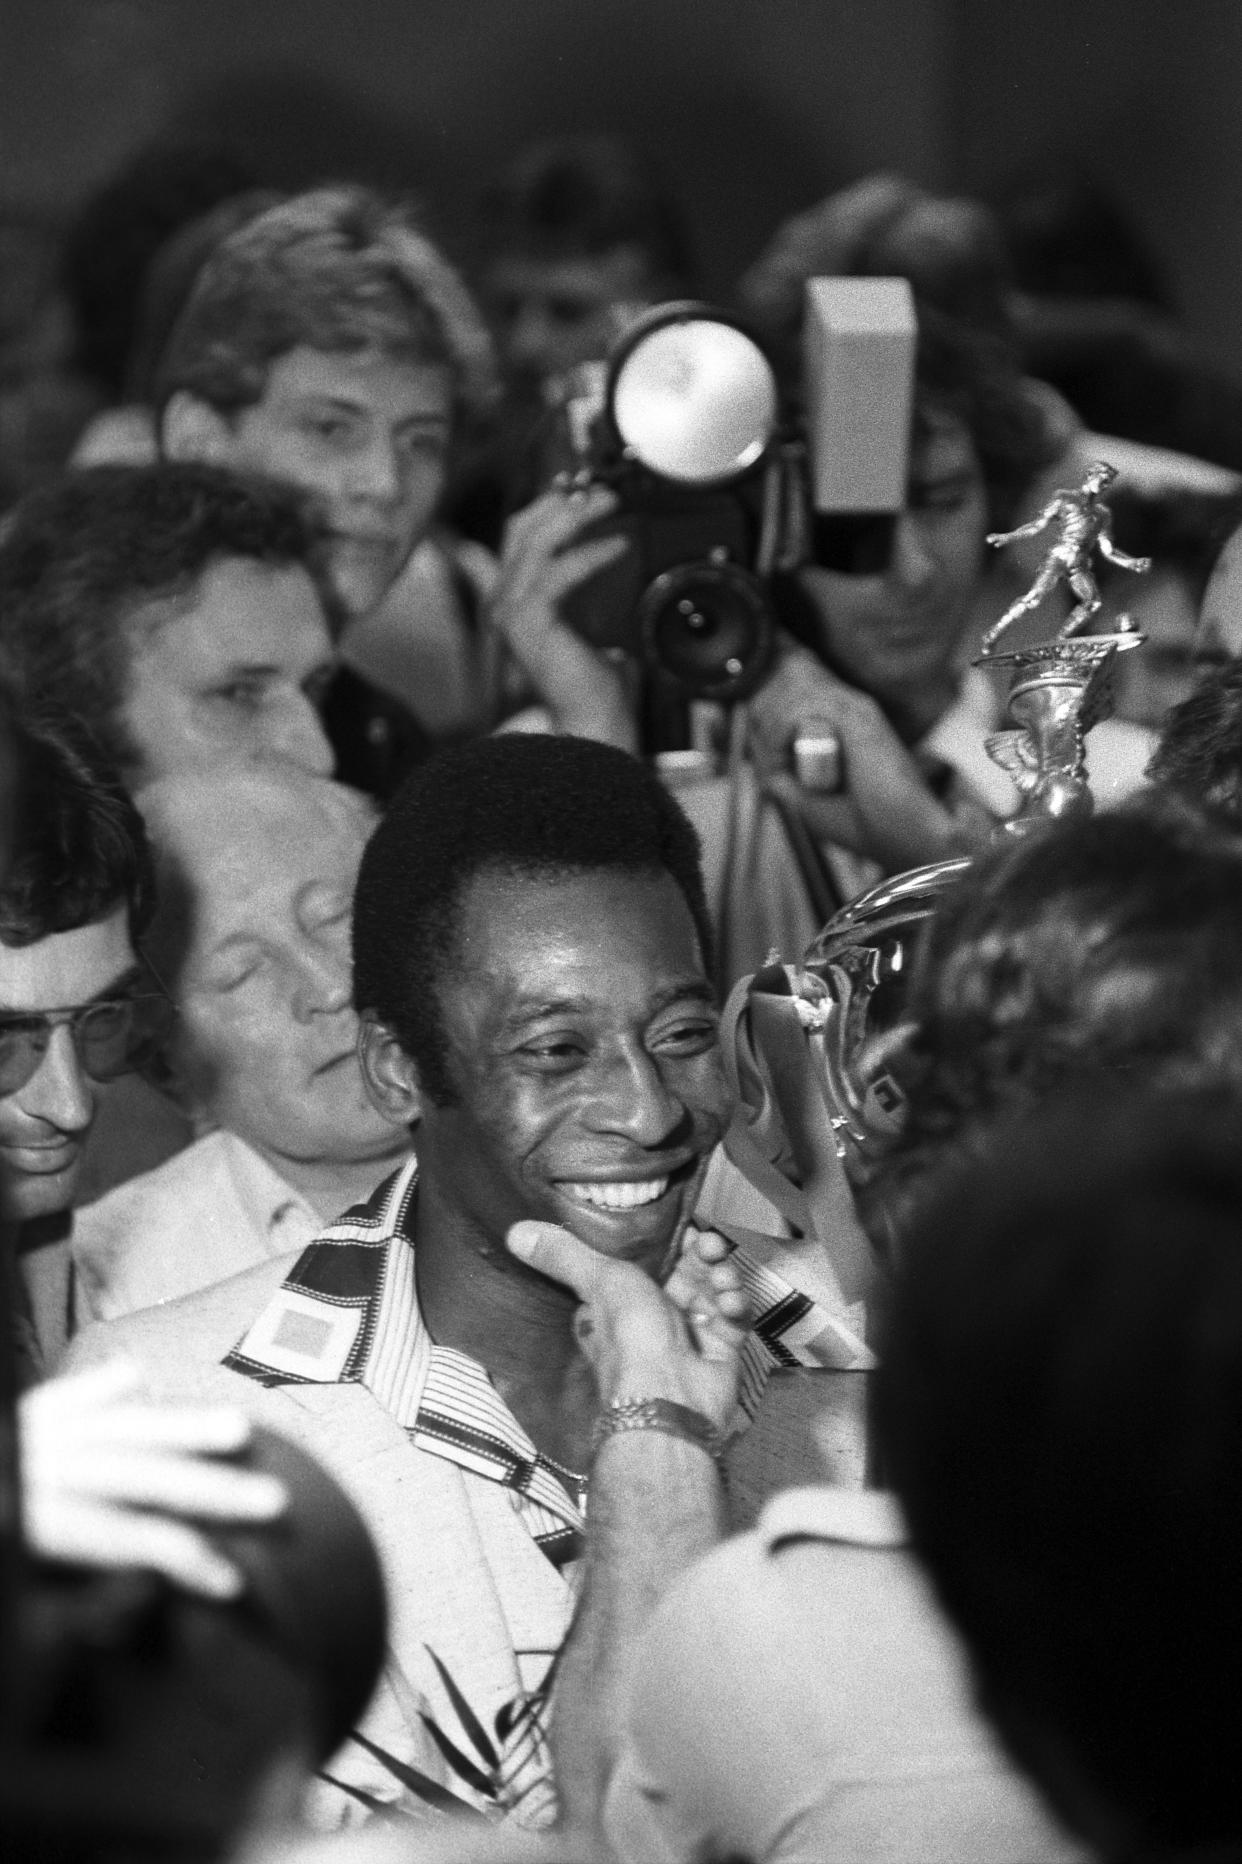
[224,1156,859,1567]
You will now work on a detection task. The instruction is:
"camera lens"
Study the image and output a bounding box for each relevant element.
[638,560,773,700]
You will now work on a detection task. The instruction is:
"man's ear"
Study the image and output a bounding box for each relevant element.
[160,390,238,463]
[358,1011,422,1128]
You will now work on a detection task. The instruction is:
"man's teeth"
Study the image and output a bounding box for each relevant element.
[563,1178,670,1211]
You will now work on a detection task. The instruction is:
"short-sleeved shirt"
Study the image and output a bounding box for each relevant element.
[603,1486,1089,1864]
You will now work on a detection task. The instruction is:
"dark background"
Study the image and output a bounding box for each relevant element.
[2,0,1239,367]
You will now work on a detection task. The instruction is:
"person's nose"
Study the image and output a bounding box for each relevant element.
[583,1045,685,1150]
[291,939,352,1024]
[271,695,336,778]
[21,1025,95,1136]
[348,435,404,507]
[889,512,938,594]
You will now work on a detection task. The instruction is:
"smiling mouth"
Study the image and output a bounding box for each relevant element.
[3,1140,82,1173]
[560,1176,671,1212]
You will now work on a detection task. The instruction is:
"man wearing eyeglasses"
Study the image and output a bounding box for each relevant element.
[0,706,161,1380]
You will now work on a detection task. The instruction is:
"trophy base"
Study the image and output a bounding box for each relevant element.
[972,629,1145,680]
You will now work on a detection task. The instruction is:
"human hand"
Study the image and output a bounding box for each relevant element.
[20,1361,288,1600]
[506,1220,749,1434]
[747,636,972,870]
[489,484,637,750]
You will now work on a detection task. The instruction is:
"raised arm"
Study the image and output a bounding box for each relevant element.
[486,484,638,750]
[504,1219,747,1834]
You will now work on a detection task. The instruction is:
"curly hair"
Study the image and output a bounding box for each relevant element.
[155,186,497,420]
[870,797,1242,1242]
[0,462,332,774]
[352,733,712,1106]
[910,305,1060,529]
[1148,662,1242,822]
[0,691,154,947]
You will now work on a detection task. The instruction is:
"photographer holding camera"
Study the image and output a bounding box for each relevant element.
[505,303,1153,979]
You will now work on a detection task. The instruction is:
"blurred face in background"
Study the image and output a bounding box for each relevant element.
[483,244,660,387]
[795,407,989,735]
[168,347,454,618]
[120,557,336,785]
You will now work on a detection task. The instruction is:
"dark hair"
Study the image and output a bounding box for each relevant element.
[61,141,259,398]
[1148,662,1242,821]
[993,168,1175,311]
[0,463,330,773]
[125,188,285,404]
[155,186,496,419]
[910,306,1059,529]
[873,799,1242,1237]
[352,733,712,1105]
[877,1083,1242,1852]
[0,692,153,946]
[479,135,692,287]
[737,175,1014,357]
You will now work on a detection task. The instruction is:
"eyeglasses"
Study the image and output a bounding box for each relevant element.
[0,995,175,1096]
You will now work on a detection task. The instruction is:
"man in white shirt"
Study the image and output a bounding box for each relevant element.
[72,763,411,1322]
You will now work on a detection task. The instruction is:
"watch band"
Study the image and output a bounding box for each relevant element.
[591,1397,724,1465]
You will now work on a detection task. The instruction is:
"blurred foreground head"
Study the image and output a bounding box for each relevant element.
[873,799,1242,1243]
[1148,660,1242,822]
[878,1083,1242,1858]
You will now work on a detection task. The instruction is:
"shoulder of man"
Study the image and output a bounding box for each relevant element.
[61,1249,303,1398]
[75,1131,230,1234]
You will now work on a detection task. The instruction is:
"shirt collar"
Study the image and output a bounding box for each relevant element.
[224,1155,857,1558]
[217,1129,321,1239]
[225,1159,585,1558]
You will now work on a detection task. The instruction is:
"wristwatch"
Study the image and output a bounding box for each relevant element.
[591,1396,724,1465]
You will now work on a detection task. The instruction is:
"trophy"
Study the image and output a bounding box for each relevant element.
[973,459,1149,831]
[748,459,1153,1185]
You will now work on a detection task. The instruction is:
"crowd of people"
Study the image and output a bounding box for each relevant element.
[2,129,1242,1864]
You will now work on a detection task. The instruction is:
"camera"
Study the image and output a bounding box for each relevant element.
[548,282,917,713]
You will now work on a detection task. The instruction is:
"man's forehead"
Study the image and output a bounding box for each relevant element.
[151,554,328,645]
[258,345,454,421]
[150,779,369,926]
[452,865,706,992]
[486,246,655,307]
[0,906,136,1011]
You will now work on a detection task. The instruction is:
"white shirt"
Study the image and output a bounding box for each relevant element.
[72,1130,323,1323]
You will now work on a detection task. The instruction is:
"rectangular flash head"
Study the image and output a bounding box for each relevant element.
[802,277,917,514]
